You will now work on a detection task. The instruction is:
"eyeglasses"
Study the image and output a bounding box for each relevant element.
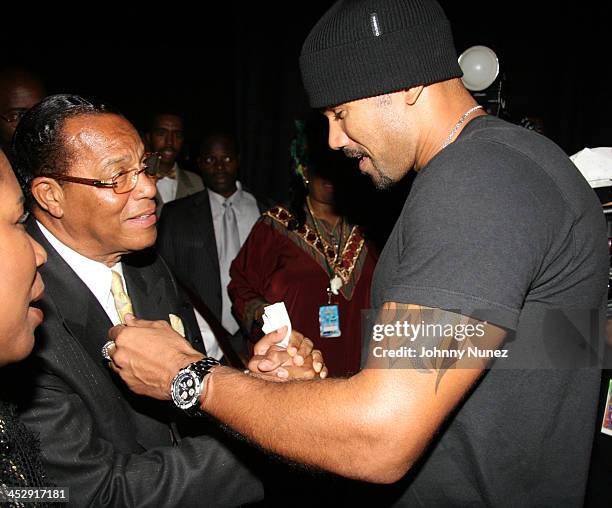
[0,109,29,124]
[46,153,161,194]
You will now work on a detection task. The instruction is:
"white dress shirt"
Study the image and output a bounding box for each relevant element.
[193,311,221,360]
[156,163,179,203]
[208,181,261,334]
[37,221,125,325]
[38,222,223,360]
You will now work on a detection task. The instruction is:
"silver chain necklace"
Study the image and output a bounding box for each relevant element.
[440,105,484,150]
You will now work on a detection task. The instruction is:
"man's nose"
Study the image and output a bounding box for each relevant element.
[134,169,157,199]
[215,159,229,171]
[327,119,350,150]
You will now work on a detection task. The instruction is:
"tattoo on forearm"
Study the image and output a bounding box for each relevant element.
[367,306,479,392]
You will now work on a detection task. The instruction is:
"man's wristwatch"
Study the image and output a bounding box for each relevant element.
[170,357,220,416]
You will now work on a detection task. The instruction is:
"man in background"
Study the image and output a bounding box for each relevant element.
[0,67,46,149]
[145,111,203,213]
[157,132,267,360]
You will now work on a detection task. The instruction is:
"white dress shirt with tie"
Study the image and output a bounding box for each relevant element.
[156,162,179,204]
[208,181,261,334]
[37,221,126,325]
[38,221,223,360]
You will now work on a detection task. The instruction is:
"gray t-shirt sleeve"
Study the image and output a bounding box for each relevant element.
[381,143,561,330]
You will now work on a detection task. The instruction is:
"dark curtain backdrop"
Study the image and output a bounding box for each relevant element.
[232,3,324,202]
[440,0,604,153]
[231,0,609,210]
[2,1,610,241]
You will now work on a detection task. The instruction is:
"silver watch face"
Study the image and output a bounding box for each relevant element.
[171,370,202,410]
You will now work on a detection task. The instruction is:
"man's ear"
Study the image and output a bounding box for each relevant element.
[404,85,425,106]
[31,177,65,219]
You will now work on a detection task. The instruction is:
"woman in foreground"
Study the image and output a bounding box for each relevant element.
[0,147,48,502]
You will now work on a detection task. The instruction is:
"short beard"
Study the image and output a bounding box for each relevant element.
[343,147,395,190]
[370,168,395,190]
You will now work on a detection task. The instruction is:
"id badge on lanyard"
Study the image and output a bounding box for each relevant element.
[319,304,341,338]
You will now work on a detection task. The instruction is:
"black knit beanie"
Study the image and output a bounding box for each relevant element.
[300,0,463,108]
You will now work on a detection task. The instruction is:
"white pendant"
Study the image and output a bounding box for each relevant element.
[330,275,343,295]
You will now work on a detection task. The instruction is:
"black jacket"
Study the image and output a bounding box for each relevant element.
[6,220,263,507]
[157,188,269,322]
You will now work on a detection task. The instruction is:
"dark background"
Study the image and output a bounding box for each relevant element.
[3,3,610,501]
[2,1,609,210]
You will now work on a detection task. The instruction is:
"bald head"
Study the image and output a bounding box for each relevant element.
[0,68,46,147]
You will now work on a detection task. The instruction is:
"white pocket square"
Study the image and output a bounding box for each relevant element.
[169,314,185,337]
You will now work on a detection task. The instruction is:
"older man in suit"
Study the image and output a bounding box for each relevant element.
[6,94,315,507]
[157,133,268,360]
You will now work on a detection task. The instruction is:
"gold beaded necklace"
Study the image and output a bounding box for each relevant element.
[306,196,346,296]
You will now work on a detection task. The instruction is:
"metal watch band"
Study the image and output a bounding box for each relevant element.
[181,357,220,417]
[191,357,221,380]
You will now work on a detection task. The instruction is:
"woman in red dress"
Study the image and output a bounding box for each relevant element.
[229,119,377,377]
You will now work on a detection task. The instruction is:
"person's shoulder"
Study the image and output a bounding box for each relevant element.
[419,117,571,195]
[0,400,47,487]
[238,186,258,205]
[446,116,570,173]
[177,167,204,185]
[451,116,595,216]
[160,189,209,216]
[239,185,273,210]
[260,205,294,227]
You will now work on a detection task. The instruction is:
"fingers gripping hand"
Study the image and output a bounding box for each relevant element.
[107,314,203,399]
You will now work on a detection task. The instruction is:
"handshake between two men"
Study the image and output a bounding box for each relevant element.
[106,314,328,406]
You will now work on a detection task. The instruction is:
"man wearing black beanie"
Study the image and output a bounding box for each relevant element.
[110,1,608,506]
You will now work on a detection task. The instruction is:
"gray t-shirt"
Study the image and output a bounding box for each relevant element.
[371,116,608,507]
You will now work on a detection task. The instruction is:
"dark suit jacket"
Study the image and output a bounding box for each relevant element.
[157,188,269,323]
[155,167,204,217]
[6,221,263,507]
[176,167,205,200]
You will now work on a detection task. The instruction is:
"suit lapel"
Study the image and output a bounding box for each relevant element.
[154,189,164,218]
[28,222,176,450]
[192,190,221,278]
[175,168,197,200]
[28,221,115,369]
[175,169,186,199]
[122,252,168,321]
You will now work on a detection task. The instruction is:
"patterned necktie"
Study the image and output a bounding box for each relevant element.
[220,198,240,334]
[110,270,134,324]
